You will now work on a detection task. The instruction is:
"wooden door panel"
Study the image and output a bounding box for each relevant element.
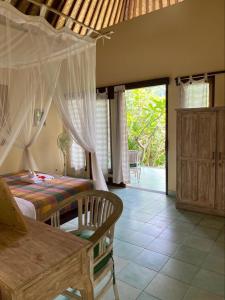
[197,161,215,208]
[198,113,217,160]
[196,112,216,207]
[178,111,216,207]
[216,161,225,210]
[180,160,197,203]
[217,111,225,155]
[180,113,198,158]
[216,111,225,210]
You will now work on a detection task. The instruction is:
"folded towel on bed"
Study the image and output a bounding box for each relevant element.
[21,173,54,184]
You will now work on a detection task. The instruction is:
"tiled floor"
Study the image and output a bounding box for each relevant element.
[59,188,225,300]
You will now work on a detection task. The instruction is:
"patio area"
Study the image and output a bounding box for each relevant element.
[128,166,166,193]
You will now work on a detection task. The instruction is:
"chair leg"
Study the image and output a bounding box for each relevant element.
[138,167,141,183]
[111,256,119,300]
[113,282,119,300]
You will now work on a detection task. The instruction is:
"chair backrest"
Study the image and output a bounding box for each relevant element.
[74,190,123,240]
[72,190,123,282]
[128,150,141,165]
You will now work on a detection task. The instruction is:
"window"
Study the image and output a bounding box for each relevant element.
[68,93,111,179]
[180,77,214,108]
[96,95,111,177]
[67,99,87,178]
[69,141,87,177]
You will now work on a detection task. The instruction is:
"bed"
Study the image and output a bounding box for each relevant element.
[1,171,94,225]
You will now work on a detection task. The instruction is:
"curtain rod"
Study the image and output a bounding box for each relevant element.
[97,77,170,100]
[14,0,113,40]
[175,70,225,85]
[97,77,170,91]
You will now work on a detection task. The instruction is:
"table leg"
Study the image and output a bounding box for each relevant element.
[81,277,94,300]
[0,289,13,300]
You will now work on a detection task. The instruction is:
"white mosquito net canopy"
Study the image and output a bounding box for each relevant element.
[0,1,107,190]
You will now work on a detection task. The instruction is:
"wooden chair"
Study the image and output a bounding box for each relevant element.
[63,190,123,300]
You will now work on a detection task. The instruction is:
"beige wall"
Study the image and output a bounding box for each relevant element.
[96,0,225,193]
[215,74,225,106]
[0,104,63,175]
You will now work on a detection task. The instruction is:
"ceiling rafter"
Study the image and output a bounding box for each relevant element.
[10,0,184,34]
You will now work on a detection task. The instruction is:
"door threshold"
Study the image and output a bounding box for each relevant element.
[127,185,166,195]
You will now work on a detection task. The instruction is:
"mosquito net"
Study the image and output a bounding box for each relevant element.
[0,1,107,190]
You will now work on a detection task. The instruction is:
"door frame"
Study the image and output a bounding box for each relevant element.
[97,77,170,194]
[124,77,170,195]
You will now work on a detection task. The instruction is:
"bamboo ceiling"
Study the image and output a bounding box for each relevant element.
[10,0,184,35]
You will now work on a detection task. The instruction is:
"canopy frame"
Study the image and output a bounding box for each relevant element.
[4,0,114,40]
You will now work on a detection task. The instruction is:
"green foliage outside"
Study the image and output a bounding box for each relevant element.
[126,87,166,167]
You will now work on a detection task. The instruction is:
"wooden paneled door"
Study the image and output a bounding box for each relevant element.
[216,110,225,211]
[177,112,198,204]
[196,112,217,208]
[177,111,217,208]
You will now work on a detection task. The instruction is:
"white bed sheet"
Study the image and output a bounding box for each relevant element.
[15,197,36,220]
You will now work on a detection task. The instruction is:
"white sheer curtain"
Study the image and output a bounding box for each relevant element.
[180,75,210,108]
[111,85,130,184]
[96,91,110,179]
[54,43,108,190]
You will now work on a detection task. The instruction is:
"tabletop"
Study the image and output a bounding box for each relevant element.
[0,218,91,291]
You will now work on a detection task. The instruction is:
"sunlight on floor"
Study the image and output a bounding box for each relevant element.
[128,166,166,192]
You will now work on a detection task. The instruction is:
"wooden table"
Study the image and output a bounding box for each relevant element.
[0,218,94,300]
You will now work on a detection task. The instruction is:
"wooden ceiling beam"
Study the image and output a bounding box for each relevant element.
[55,0,74,29]
[119,0,126,22]
[124,0,130,21]
[95,0,110,30]
[15,0,31,13]
[108,0,119,26]
[128,0,134,19]
[103,0,114,28]
[76,0,92,35]
[132,0,137,17]
[90,0,104,30]
[7,0,185,35]
[82,0,98,28]
[114,0,124,24]
[46,0,66,27]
